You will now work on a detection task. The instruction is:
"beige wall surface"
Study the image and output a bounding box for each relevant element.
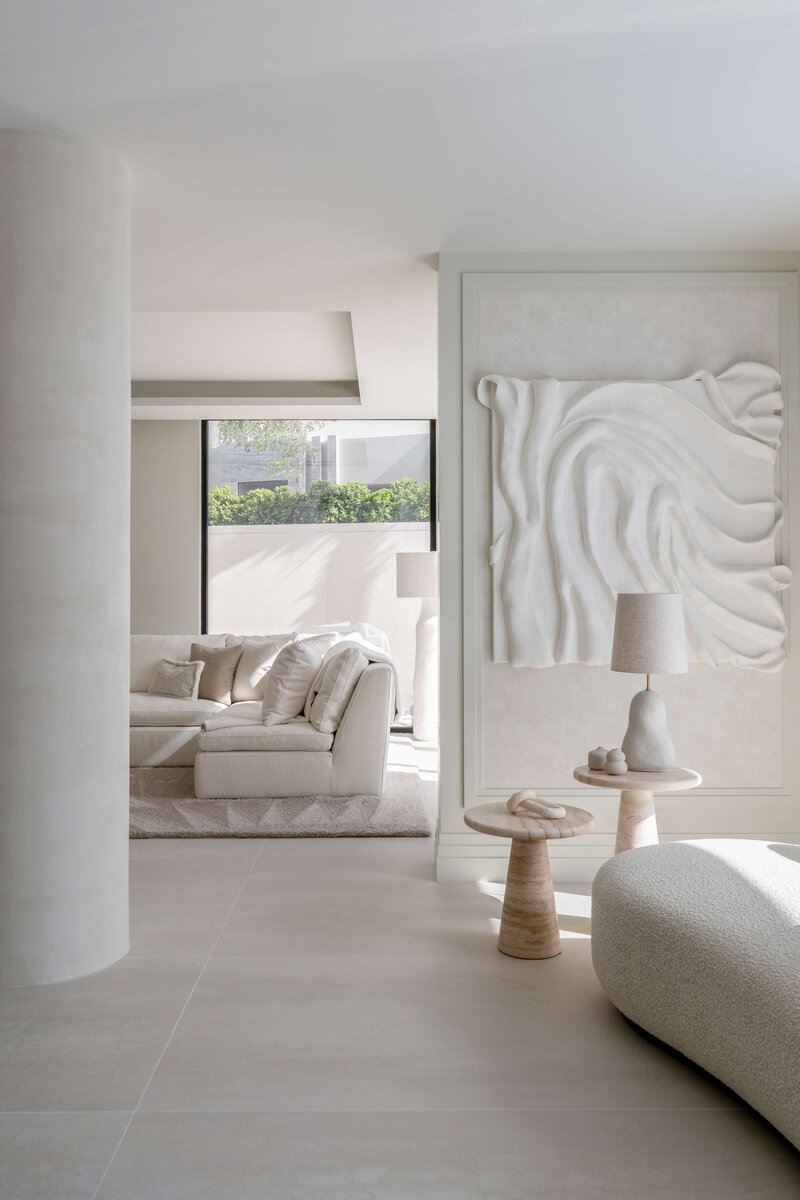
[438,253,800,882]
[131,420,201,633]
[207,523,430,708]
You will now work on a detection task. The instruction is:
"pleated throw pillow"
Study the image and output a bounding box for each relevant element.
[309,647,369,734]
[261,639,324,726]
[190,642,243,706]
[147,658,205,701]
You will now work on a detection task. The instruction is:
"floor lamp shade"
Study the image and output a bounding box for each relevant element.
[611,593,688,676]
[396,552,439,599]
[611,594,687,772]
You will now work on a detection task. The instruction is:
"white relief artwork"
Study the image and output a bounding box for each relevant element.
[477,362,790,671]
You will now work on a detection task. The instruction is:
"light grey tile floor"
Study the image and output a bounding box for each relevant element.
[1,755,797,1198]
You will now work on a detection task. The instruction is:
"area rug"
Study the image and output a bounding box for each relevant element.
[130,736,431,838]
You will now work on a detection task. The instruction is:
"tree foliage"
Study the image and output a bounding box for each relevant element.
[215,419,327,486]
[207,478,431,526]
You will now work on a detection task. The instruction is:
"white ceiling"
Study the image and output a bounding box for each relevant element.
[3,0,800,408]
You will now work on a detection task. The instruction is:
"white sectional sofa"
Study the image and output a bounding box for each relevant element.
[130,633,394,799]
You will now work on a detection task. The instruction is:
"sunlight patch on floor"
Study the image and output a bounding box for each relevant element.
[478,880,592,938]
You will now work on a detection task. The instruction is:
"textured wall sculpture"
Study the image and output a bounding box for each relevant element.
[477,362,790,671]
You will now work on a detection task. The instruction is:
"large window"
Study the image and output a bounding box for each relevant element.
[203,419,435,714]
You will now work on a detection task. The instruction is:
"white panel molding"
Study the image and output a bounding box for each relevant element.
[437,253,800,882]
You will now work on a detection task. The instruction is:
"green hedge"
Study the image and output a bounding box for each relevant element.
[208,478,431,526]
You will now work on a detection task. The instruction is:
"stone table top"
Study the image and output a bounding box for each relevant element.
[464,801,596,842]
[573,765,702,792]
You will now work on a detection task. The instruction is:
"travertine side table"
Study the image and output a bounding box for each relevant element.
[573,765,701,855]
[463,802,595,959]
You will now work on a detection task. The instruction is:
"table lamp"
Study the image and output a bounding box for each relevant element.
[611,593,688,771]
[396,551,438,742]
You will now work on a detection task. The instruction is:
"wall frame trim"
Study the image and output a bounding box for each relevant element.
[437,252,800,881]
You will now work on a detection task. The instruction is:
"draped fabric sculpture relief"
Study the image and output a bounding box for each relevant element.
[477,362,790,671]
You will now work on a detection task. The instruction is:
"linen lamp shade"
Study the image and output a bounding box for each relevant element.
[611,593,688,676]
[396,551,438,599]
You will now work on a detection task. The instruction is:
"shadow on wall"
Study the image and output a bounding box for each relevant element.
[206,522,431,707]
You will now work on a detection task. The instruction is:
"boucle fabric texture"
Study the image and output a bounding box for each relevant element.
[130,737,430,837]
[190,642,242,706]
[309,646,369,734]
[591,839,800,1149]
[229,634,296,702]
[148,657,204,701]
[261,639,323,726]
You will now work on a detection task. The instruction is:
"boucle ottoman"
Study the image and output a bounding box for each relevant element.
[591,839,800,1149]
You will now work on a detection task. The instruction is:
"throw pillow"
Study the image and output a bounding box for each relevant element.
[148,657,204,701]
[308,647,369,734]
[230,634,297,702]
[261,639,323,726]
[190,642,243,706]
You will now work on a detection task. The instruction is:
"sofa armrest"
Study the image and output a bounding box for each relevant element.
[331,661,393,796]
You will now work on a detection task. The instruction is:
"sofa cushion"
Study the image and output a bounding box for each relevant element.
[198,719,333,753]
[190,642,242,705]
[262,639,323,726]
[130,692,226,727]
[131,634,228,692]
[228,634,296,702]
[309,646,369,734]
[130,726,202,767]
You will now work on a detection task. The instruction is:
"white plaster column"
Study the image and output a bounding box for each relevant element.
[0,132,131,984]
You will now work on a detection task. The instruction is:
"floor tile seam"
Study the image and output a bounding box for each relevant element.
[201,949,592,960]
[127,1104,744,1115]
[89,839,269,1200]
[132,833,270,1109]
[0,1110,135,1115]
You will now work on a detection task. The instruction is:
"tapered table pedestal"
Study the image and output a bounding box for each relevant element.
[464,802,596,959]
[573,765,701,855]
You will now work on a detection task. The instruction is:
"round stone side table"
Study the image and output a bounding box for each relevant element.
[463,802,595,959]
[573,765,701,855]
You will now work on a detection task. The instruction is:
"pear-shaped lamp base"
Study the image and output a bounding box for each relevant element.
[621,689,676,772]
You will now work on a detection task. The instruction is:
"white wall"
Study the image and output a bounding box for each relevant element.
[133,312,357,382]
[131,421,201,633]
[207,523,430,707]
[437,252,800,882]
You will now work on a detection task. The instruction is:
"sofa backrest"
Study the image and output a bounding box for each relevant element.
[131,626,393,700]
[130,634,229,692]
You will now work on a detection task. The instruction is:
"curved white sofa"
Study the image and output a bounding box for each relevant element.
[592,839,800,1148]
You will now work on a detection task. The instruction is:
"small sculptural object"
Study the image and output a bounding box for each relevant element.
[588,746,608,771]
[605,748,627,775]
[506,789,567,819]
